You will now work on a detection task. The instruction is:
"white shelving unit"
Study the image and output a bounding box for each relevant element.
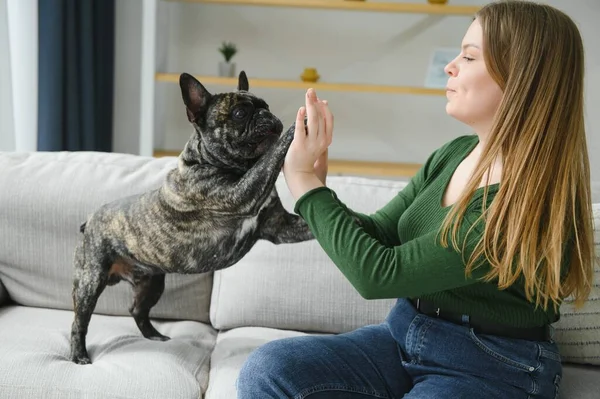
[139,0,480,177]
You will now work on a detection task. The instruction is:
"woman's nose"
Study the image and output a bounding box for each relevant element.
[444,60,457,77]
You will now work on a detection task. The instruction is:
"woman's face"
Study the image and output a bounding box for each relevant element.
[444,19,503,133]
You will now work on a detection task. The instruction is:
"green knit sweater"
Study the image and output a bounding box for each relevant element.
[294,134,560,328]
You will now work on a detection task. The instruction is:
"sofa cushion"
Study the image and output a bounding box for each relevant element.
[210,175,401,334]
[205,327,312,399]
[553,204,600,365]
[0,152,212,322]
[0,305,216,399]
[559,364,600,399]
[204,326,599,399]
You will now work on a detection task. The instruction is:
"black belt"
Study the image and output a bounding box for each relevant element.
[410,298,551,342]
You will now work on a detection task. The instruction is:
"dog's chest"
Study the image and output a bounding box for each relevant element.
[174,193,276,273]
[228,193,274,244]
[234,215,259,241]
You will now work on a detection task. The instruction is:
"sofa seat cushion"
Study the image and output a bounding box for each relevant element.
[559,363,600,399]
[204,327,315,399]
[203,326,599,399]
[0,305,216,399]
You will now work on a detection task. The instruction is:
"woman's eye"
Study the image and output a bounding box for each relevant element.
[463,56,475,62]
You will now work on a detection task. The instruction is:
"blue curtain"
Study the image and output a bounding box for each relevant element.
[37,0,115,152]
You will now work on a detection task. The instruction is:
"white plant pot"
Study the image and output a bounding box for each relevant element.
[219,61,236,77]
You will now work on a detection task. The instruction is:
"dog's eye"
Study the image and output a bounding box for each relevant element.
[233,108,248,120]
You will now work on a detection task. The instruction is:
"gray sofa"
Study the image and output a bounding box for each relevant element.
[0,150,598,399]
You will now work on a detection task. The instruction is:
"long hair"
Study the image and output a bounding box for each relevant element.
[440,0,596,310]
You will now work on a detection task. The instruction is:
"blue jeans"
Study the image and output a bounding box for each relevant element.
[236,298,563,398]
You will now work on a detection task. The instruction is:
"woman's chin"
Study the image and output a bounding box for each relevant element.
[445,103,458,118]
[445,106,470,126]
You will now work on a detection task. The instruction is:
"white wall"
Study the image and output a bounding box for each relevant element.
[113,0,600,200]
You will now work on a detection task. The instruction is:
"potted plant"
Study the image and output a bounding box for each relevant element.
[218,41,237,77]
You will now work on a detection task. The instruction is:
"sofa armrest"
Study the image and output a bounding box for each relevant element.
[0,279,8,307]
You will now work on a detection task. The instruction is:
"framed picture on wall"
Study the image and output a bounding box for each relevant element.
[424,48,460,89]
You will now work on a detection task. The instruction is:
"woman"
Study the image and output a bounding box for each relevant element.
[236,1,595,398]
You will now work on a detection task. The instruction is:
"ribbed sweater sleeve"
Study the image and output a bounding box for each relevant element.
[336,179,423,248]
[333,142,445,248]
[293,186,489,299]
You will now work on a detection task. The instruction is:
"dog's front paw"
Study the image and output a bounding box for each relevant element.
[69,339,92,365]
[70,353,92,365]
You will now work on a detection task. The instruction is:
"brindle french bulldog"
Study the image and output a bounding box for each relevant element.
[69,72,314,365]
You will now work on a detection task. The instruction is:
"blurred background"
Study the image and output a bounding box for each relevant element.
[0,0,598,197]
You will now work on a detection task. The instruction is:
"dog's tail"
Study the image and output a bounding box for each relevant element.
[79,222,86,234]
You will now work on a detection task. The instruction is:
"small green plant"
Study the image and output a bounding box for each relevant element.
[218,41,237,63]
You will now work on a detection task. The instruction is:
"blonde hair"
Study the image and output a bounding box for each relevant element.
[440,0,596,310]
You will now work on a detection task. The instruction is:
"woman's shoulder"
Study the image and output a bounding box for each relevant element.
[411,134,479,187]
[435,134,478,156]
[426,134,479,171]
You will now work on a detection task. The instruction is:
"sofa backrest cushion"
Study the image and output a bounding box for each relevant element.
[209,175,402,334]
[552,203,600,366]
[0,152,212,322]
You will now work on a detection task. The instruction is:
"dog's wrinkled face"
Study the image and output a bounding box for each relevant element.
[179,72,284,170]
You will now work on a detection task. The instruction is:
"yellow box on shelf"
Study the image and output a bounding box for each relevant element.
[163,0,480,16]
[155,73,446,96]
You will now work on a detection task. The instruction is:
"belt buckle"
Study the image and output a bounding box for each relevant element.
[435,307,440,317]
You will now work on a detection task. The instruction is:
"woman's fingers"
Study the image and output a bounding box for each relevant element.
[321,100,333,146]
[294,106,306,143]
[317,98,325,143]
[305,89,321,139]
[302,89,331,158]
[314,99,331,151]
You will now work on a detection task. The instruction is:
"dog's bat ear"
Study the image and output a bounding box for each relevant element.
[237,71,249,92]
[179,73,211,123]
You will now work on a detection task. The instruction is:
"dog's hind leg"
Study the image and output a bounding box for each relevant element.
[69,242,109,365]
[129,272,169,341]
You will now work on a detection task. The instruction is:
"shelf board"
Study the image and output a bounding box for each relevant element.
[156,73,446,96]
[327,159,421,177]
[163,0,480,16]
[153,150,421,177]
